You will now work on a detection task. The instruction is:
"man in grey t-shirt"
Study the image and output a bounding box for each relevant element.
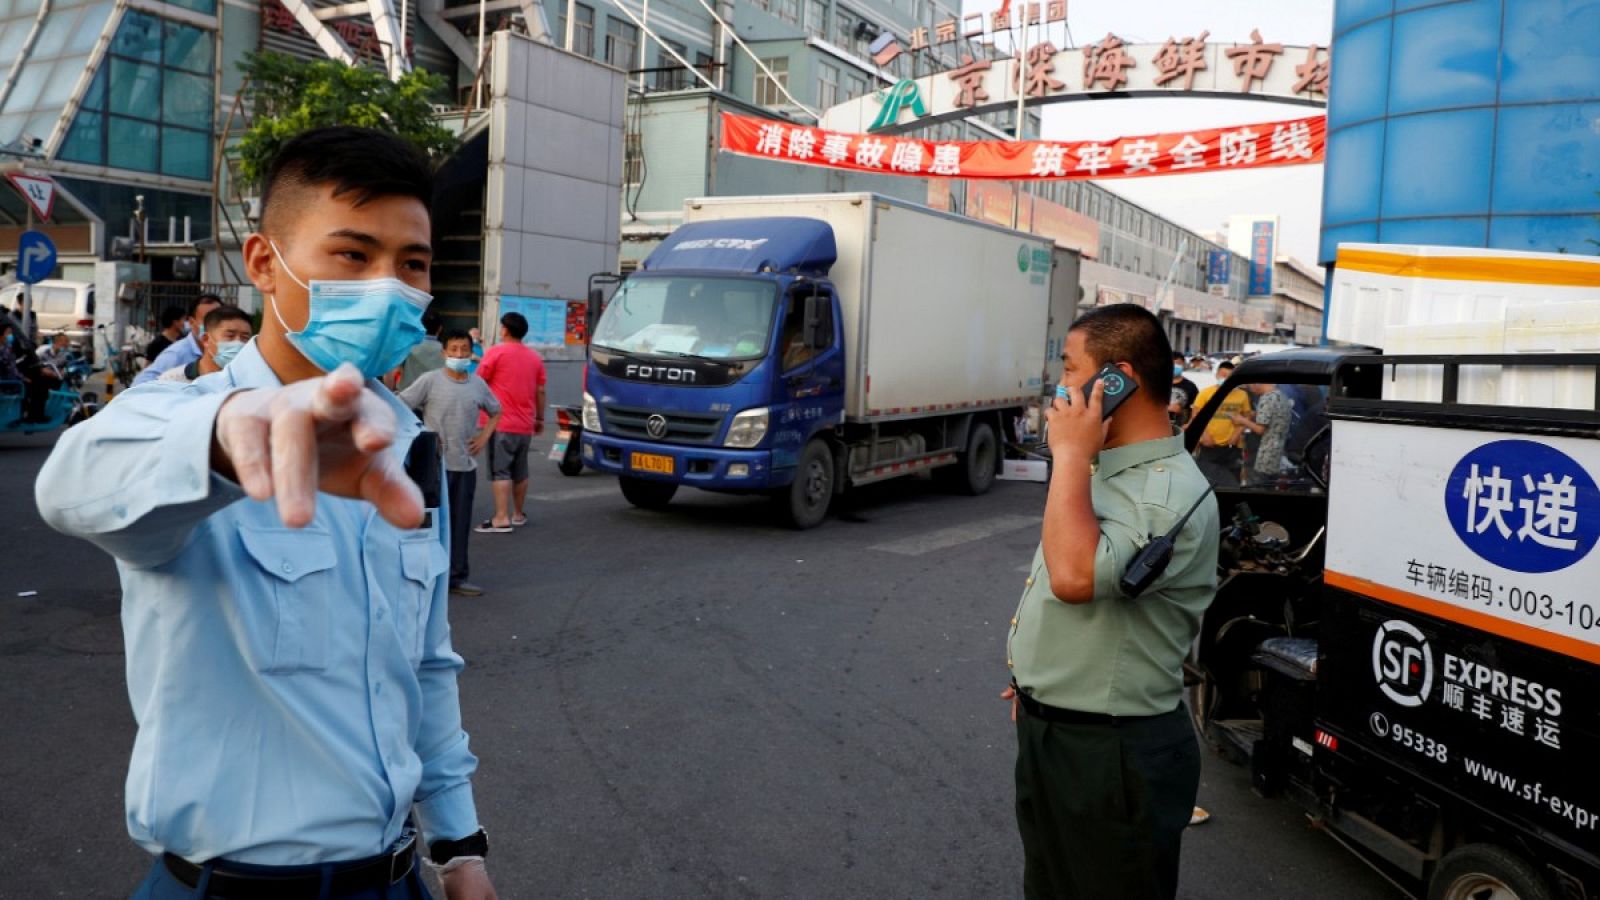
[400,329,502,596]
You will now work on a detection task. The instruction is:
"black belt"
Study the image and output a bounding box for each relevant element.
[161,834,415,900]
[1016,690,1173,726]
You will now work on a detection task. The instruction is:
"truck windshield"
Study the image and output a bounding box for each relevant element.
[592,275,778,361]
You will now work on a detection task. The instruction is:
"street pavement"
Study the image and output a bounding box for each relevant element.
[0,425,1404,899]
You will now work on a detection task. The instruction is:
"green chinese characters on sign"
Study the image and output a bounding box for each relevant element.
[869,80,928,132]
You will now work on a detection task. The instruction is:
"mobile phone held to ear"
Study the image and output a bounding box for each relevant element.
[1083,364,1138,420]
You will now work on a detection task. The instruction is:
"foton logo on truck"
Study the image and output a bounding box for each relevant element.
[1444,440,1600,573]
[625,364,697,383]
[1372,620,1433,708]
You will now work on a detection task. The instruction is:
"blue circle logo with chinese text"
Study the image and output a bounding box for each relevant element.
[1444,440,1600,574]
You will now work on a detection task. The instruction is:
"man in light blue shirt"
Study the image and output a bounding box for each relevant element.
[132,292,222,385]
[36,127,497,900]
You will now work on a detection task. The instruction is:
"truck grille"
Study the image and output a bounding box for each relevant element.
[604,405,724,445]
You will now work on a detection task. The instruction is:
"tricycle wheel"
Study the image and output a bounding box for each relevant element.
[1428,844,1554,900]
[558,440,584,476]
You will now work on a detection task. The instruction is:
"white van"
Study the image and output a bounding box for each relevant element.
[0,279,95,356]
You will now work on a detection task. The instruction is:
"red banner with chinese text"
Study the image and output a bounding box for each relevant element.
[719,111,1324,180]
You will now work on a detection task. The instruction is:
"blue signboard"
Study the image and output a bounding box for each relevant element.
[1248,221,1274,296]
[1206,250,1230,287]
[499,295,569,347]
[1445,440,1599,574]
[16,229,56,285]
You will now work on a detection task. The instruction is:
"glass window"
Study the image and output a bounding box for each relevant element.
[112,11,162,63]
[160,126,209,179]
[604,17,637,69]
[776,0,799,24]
[559,3,594,57]
[163,0,217,13]
[80,63,106,111]
[655,40,689,90]
[162,70,211,128]
[834,8,854,46]
[108,115,159,172]
[816,61,839,107]
[67,3,113,53]
[163,21,212,74]
[754,56,789,107]
[807,0,827,37]
[0,22,29,63]
[1,63,46,114]
[58,110,103,164]
[28,2,79,56]
[109,58,162,118]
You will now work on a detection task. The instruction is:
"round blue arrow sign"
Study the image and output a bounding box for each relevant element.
[17,229,56,285]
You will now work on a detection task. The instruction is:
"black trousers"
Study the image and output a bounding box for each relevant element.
[1194,446,1241,487]
[1014,705,1200,900]
[446,469,476,585]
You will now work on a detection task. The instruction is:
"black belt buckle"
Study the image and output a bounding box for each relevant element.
[388,832,416,885]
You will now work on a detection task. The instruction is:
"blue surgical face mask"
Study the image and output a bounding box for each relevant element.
[269,241,430,378]
[1173,364,1184,377]
[212,339,246,368]
[443,356,472,373]
[4,333,12,347]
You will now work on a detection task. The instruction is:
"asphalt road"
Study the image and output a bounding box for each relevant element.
[0,425,1403,900]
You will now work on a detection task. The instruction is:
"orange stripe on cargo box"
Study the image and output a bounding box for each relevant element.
[1324,570,1600,666]
[1336,249,1600,288]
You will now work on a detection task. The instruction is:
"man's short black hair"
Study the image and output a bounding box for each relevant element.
[440,327,472,349]
[422,308,443,336]
[501,312,528,340]
[188,293,222,318]
[203,305,251,333]
[259,126,434,236]
[159,305,185,328]
[1216,360,1236,374]
[1068,304,1174,403]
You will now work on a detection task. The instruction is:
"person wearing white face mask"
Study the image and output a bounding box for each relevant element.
[159,305,253,384]
[34,127,498,900]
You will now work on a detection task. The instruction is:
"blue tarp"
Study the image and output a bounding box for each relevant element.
[643,217,837,277]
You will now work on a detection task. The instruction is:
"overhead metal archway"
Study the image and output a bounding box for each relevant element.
[819,35,1329,137]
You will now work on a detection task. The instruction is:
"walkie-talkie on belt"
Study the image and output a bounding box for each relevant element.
[1120,487,1215,598]
[404,431,441,524]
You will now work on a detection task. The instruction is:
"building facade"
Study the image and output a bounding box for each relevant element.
[1320,0,1600,262]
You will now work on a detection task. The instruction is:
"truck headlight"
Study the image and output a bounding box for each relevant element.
[724,407,769,448]
[582,392,602,433]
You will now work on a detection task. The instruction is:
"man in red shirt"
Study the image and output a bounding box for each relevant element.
[475,311,546,532]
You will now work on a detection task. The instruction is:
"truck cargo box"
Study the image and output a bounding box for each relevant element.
[683,193,1053,423]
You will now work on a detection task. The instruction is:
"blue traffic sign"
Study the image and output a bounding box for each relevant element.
[17,229,56,285]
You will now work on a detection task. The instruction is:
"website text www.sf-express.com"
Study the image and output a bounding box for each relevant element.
[1462,755,1599,831]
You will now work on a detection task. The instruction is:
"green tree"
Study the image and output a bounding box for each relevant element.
[234,52,459,191]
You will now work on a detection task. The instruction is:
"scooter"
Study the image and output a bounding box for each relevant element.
[548,404,585,476]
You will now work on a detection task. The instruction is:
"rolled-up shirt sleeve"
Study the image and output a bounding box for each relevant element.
[1091,505,1179,600]
[411,554,480,844]
[34,384,246,568]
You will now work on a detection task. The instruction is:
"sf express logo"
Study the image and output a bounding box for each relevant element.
[1372,619,1433,708]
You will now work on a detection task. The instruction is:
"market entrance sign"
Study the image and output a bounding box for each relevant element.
[822,32,1329,135]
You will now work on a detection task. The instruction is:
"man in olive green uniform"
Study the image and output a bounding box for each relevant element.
[1003,304,1219,900]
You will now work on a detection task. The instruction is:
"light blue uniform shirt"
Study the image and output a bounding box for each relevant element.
[134,332,203,385]
[35,339,480,865]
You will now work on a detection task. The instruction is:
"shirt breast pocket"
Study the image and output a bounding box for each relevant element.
[397,535,448,660]
[237,527,339,674]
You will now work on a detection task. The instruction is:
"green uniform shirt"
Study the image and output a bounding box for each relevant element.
[1007,434,1220,717]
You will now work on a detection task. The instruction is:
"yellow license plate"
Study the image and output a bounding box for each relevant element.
[630,452,675,475]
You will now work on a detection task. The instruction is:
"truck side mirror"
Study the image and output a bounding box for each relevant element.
[587,286,604,335]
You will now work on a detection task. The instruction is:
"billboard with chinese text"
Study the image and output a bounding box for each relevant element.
[1249,221,1274,295]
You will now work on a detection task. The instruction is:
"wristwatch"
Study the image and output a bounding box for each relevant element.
[429,828,489,864]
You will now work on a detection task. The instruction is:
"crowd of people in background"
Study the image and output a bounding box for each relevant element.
[1167,349,1330,489]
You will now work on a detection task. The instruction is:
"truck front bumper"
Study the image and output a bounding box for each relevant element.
[582,432,781,490]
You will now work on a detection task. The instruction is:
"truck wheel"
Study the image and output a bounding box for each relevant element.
[1427,845,1555,900]
[957,422,998,496]
[619,476,677,510]
[776,440,833,529]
